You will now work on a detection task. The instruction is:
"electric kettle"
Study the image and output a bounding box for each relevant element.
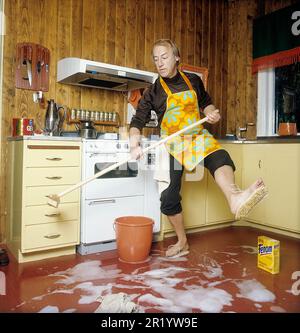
[44,99,66,136]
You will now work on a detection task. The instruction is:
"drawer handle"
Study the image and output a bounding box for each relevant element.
[258,160,262,169]
[44,233,61,239]
[46,176,62,180]
[88,199,116,206]
[45,212,61,217]
[46,157,62,161]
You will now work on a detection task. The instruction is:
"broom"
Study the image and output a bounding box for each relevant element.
[47,116,209,208]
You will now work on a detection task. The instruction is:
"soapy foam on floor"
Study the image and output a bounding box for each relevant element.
[239,245,257,254]
[198,255,223,279]
[50,260,122,285]
[62,308,77,313]
[157,256,188,262]
[143,284,233,313]
[270,305,286,312]
[38,305,59,313]
[242,268,248,277]
[18,247,283,313]
[235,279,276,302]
[213,251,239,256]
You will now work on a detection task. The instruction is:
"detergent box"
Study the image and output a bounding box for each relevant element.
[257,236,280,274]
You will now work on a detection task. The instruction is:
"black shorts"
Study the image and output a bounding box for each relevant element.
[160,149,236,216]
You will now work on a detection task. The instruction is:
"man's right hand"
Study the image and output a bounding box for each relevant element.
[130,145,144,160]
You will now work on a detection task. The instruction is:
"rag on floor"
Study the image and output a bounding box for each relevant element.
[153,144,170,194]
[95,292,139,313]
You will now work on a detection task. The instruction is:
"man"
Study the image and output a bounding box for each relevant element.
[129,39,267,258]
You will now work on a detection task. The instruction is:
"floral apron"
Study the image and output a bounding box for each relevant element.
[160,71,222,171]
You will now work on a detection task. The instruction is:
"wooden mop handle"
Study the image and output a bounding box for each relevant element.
[57,117,208,198]
[141,116,208,154]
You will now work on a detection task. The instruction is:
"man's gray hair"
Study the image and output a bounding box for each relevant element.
[152,39,180,59]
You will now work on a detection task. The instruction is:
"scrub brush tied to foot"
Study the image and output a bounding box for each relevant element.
[230,178,269,220]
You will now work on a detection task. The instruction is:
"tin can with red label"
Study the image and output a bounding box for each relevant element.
[12,118,34,136]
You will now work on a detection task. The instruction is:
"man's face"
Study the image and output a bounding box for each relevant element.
[153,45,179,78]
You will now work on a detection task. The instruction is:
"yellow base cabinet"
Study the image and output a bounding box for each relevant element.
[241,144,266,224]
[242,143,300,233]
[162,142,300,238]
[6,139,82,262]
[206,145,243,224]
[162,144,242,235]
[162,169,207,233]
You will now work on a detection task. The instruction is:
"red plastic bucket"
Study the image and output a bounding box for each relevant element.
[114,216,154,264]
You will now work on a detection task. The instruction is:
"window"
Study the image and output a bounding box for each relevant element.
[257,62,300,136]
[275,62,300,132]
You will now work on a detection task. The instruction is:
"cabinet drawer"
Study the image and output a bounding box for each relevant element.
[22,221,79,251]
[25,145,80,167]
[25,186,80,206]
[23,203,79,225]
[25,167,81,186]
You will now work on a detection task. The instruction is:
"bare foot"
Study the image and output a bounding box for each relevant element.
[165,241,189,257]
[230,178,266,216]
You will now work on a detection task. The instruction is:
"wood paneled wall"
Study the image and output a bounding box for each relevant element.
[0,0,229,242]
[0,0,297,242]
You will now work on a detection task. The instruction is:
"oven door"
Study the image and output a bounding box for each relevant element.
[84,152,145,199]
[82,196,144,243]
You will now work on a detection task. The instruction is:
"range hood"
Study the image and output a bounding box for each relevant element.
[57,58,157,91]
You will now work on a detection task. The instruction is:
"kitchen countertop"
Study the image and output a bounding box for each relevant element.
[7,135,82,142]
[219,136,300,144]
[7,135,300,143]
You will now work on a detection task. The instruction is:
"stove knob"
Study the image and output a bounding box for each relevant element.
[124,143,129,149]
[116,143,121,149]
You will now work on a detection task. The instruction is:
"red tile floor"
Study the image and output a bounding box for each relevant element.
[0,226,299,313]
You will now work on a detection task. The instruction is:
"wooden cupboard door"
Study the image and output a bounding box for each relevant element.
[162,170,207,233]
[206,145,243,224]
[264,144,300,233]
[182,170,207,228]
[242,144,267,223]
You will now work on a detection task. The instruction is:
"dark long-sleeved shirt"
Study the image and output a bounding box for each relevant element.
[129,71,212,131]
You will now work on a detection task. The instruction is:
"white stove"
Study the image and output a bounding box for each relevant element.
[84,139,130,153]
[77,138,161,255]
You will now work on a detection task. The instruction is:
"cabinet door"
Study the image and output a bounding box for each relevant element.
[264,144,300,232]
[182,169,207,228]
[242,144,267,223]
[163,169,207,232]
[206,145,243,224]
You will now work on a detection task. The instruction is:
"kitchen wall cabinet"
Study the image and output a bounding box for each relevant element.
[6,139,81,263]
[242,143,300,233]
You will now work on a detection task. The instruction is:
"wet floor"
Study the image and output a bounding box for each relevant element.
[0,226,299,313]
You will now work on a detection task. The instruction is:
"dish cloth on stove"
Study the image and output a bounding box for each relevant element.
[153,144,170,194]
[95,292,139,313]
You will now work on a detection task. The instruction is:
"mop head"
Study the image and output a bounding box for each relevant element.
[46,194,60,208]
[95,293,139,313]
[235,185,268,220]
